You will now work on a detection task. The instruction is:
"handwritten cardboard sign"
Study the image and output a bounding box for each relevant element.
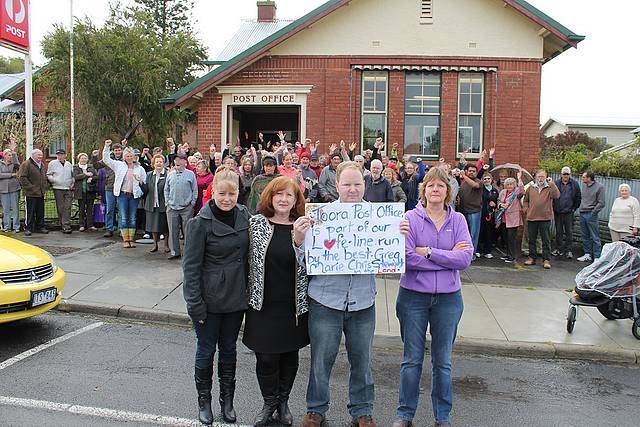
[304,202,406,275]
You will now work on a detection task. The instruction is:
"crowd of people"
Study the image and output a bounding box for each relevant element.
[1,132,640,262]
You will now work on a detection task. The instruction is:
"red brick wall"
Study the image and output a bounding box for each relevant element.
[196,90,222,150]
[194,56,543,170]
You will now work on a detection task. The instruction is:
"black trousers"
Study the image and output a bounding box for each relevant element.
[25,196,45,232]
[554,212,574,253]
[499,223,518,259]
[479,217,496,255]
[528,220,551,261]
[78,193,95,228]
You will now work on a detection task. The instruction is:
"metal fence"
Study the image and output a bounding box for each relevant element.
[549,173,640,220]
[1,191,84,229]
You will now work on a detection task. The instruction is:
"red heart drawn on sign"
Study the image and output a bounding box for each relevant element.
[324,239,336,250]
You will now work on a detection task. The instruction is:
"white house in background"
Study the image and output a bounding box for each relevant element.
[541,116,640,147]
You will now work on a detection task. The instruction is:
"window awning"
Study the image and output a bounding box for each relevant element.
[353,65,497,72]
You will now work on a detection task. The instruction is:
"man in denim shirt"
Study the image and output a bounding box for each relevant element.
[165,153,197,259]
[293,161,409,427]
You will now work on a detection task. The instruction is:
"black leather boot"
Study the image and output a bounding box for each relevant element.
[194,367,213,426]
[275,360,298,425]
[254,369,279,427]
[218,362,237,423]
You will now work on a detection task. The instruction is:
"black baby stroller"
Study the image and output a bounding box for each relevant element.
[566,236,640,339]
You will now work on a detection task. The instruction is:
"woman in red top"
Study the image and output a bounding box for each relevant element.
[194,160,213,214]
[277,152,304,192]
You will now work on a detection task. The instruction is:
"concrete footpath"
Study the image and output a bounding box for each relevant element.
[14,231,640,365]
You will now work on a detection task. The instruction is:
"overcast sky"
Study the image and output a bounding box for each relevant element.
[2,0,638,123]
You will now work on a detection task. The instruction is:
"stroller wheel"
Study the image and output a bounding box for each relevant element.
[633,319,640,340]
[567,306,577,333]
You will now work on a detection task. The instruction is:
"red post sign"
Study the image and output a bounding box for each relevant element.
[0,0,29,51]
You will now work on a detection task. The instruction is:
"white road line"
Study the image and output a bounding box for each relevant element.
[0,322,104,371]
[0,395,251,427]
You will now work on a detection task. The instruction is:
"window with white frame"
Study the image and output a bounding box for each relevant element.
[404,72,441,157]
[361,71,388,151]
[457,74,484,155]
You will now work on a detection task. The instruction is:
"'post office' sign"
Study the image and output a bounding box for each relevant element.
[304,202,406,275]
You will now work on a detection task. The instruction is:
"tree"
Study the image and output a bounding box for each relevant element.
[0,56,25,74]
[132,0,194,39]
[40,3,206,150]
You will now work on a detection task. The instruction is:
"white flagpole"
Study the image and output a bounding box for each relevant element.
[69,0,75,164]
[24,0,33,159]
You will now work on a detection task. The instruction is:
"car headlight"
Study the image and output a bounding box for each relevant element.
[44,251,59,273]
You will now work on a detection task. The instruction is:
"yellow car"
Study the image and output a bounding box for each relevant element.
[0,235,66,323]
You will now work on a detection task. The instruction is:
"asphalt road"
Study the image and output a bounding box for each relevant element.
[1,312,640,427]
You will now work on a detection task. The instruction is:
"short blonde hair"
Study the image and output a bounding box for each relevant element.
[213,166,239,192]
[77,152,88,162]
[336,161,363,182]
[419,167,453,207]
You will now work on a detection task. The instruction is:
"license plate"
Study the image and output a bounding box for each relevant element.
[30,287,57,308]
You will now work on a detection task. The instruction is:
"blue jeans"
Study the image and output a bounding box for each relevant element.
[395,287,464,423]
[105,190,117,231]
[306,298,375,418]
[193,311,244,369]
[580,211,601,258]
[464,212,481,254]
[116,193,138,231]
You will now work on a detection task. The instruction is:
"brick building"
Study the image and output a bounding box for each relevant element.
[161,0,584,169]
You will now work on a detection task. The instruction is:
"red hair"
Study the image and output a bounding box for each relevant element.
[257,176,305,220]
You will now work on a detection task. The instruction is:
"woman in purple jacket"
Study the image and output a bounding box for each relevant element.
[393,167,473,427]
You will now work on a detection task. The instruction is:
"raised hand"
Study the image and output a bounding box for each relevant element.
[209,144,216,154]
[489,147,495,158]
[375,137,383,149]
[340,140,346,149]
[516,170,522,181]
[8,135,17,152]
[349,141,357,152]
[104,139,112,146]
[329,143,337,153]
[277,130,286,142]
[92,149,99,157]
[121,139,128,146]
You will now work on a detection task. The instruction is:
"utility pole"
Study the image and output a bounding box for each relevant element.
[69,0,75,164]
[24,0,33,158]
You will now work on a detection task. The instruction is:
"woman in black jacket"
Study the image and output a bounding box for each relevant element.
[140,154,169,253]
[73,153,97,231]
[479,173,500,258]
[182,167,249,425]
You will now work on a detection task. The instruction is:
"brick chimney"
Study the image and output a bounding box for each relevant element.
[257,1,277,22]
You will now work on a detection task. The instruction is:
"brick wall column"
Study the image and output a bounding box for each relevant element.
[441,72,458,162]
